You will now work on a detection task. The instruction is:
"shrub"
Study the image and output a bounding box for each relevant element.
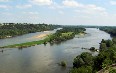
[60,61,66,67]
[73,52,94,68]
[69,66,93,73]
[109,68,116,73]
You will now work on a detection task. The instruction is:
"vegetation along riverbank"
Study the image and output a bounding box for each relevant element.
[0,26,86,48]
[69,26,116,73]
[0,23,60,39]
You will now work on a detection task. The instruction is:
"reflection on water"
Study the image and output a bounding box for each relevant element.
[0,28,112,73]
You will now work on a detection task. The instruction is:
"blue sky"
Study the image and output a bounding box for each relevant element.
[0,0,116,26]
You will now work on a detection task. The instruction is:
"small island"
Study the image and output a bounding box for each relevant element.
[0,26,86,48]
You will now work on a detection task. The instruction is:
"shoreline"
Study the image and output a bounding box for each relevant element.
[0,31,85,49]
[27,33,49,39]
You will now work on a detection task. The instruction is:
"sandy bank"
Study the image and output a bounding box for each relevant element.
[28,34,49,39]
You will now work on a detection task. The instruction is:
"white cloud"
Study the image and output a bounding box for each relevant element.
[30,0,53,5]
[58,11,64,14]
[110,1,116,5]
[75,9,107,16]
[0,5,10,9]
[84,4,106,11]
[62,0,82,7]
[0,0,9,2]
[16,4,32,9]
[81,4,107,15]
[23,11,39,15]
[62,0,105,10]
[62,0,106,15]
[49,2,64,9]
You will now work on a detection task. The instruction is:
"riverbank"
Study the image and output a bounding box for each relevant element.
[0,33,84,49]
[0,27,86,48]
[0,23,57,39]
[97,63,116,73]
[0,28,112,73]
[27,33,49,39]
[0,35,51,48]
[0,32,75,48]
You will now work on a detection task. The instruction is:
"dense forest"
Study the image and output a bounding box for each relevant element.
[70,27,116,73]
[0,23,60,39]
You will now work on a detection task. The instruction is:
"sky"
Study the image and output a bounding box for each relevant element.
[0,0,116,26]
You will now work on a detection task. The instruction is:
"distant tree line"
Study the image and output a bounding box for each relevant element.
[0,23,60,39]
[56,26,86,34]
[99,26,116,36]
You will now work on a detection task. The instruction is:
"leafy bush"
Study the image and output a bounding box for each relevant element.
[109,68,116,73]
[73,52,94,68]
[69,66,93,73]
[60,61,66,67]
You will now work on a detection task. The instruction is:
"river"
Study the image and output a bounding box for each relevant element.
[0,28,112,73]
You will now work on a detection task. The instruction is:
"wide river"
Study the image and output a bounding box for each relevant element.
[0,28,112,73]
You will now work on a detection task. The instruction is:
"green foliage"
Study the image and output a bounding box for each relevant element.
[56,27,85,34]
[47,27,85,43]
[0,23,59,39]
[4,39,46,48]
[69,66,93,73]
[99,26,116,36]
[106,40,113,47]
[89,47,95,51]
[60,61,66,67]
[101,39,106,43]
[112,38,116,44]
[102,58,113,69]
[70,27,116,73]
[1,26,86,48]
[109,68,116,73]
[71,38,116,73]
[94,48,115,71]
[100,39,113,50]
[73,52,94,68]
[100,43,107,50]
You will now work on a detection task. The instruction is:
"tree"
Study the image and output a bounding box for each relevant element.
[106,40,113,47]
[100,43,107,50]
[89,47,95,51]
[109,68,116,73]
[101,39,106,43]
[70,66,93,73]
[102,58,113,69]
[73,52,94,68]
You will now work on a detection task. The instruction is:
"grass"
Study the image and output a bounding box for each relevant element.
[62,32,73,36]
[1,36,50,48]
[2,40,45,48]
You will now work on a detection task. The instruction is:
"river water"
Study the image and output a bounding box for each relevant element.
[0,28,111,73]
